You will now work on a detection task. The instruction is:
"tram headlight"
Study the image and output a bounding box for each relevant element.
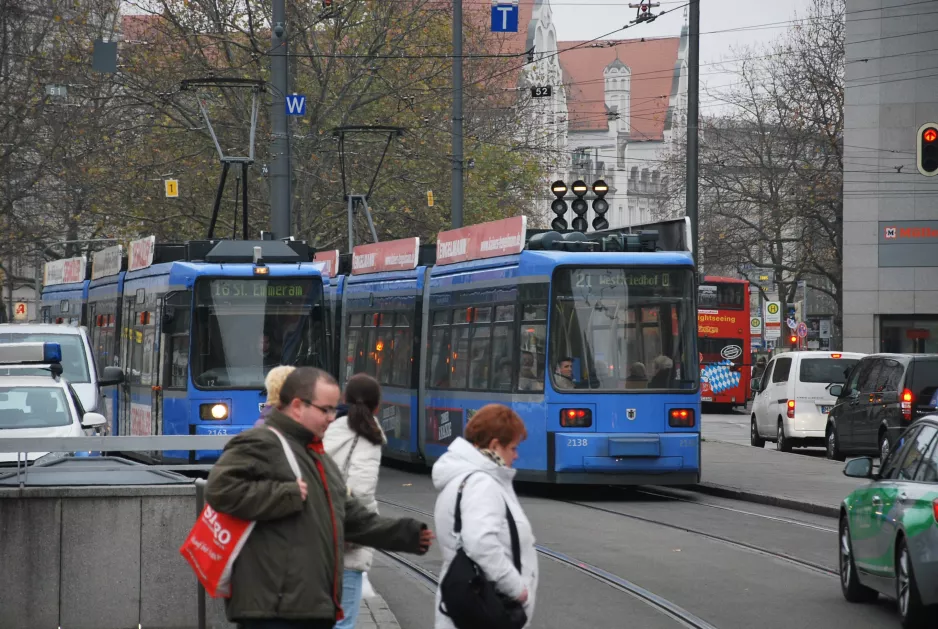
[200,403,230,420]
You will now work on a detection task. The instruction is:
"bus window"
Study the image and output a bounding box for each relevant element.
[549,268,697,392]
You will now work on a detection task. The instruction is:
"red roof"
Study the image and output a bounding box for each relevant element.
[558,37,681,141]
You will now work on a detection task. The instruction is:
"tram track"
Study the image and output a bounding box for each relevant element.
[377,497,721,629]
[560,498,837,577]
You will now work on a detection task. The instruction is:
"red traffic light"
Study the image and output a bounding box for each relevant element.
[789,335,797,344]
[918,123,938,175]
[925,128,937,143]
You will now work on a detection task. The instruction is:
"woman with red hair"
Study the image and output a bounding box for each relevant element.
[432,404,539,629]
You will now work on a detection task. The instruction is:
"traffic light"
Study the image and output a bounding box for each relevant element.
[591,180,609,231]
[918,122,938,176]
[550,180,568,231]
[570,180,588,233]
[789,334,798,347]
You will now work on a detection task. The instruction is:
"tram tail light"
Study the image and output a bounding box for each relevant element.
[561,408,592,427]
[668,408,694,427]
[902,388,914,421]
[787,399,795,418]
[200,403,229,420]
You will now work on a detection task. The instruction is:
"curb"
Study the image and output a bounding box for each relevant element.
[688,482,840,519]
[360,591,402,629]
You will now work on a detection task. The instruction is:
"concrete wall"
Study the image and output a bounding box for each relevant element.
[843,0,938,352]
[0,485,237,629]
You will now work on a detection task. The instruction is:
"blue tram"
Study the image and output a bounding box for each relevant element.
[330,216,701,485]
[40,256,90,326]
[43,236,332,462]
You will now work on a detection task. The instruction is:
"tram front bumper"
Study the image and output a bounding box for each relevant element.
[552,432,699,474]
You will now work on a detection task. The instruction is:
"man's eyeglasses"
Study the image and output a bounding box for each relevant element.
[299,399,338,415]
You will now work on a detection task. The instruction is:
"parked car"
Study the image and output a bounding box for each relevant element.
[750,351,863,451]
[826,354,938,462]
[839,415,938,628]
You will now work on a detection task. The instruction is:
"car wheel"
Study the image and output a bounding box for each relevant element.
[827,426,845,461]
[839,516,877,603]
[880,433,891,463]
[751,417,765,448]
[897,538,929,628]
[777,421,791,453]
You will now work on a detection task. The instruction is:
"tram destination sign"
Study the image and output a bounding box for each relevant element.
[352,237,420,275]
[570,268,686,296]
[201,279,313,302]
[436,215,527,265]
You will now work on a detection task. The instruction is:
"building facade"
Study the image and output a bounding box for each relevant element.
[843,0,938,353]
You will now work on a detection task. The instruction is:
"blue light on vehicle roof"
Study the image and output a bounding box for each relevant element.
[43,342,62,364]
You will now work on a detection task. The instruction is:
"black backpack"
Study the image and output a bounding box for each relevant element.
[438,472,528,629]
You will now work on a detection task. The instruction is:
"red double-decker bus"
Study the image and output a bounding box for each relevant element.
[698,276,751,410]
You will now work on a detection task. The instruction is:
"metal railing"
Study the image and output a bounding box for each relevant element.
[0,435,235,487]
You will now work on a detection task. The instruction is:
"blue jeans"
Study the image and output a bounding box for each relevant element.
[334,569,364,629]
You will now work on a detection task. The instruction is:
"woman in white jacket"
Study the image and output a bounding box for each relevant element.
[432,404,538,629]
[323,372,387,629]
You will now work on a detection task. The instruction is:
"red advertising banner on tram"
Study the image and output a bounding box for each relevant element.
[698,276,751,408]
[313,250,339,277]
[351,238,420,275]
[436,215,527,265]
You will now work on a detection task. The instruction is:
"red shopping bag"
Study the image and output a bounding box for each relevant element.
[180,504,256,598]
[180,426,302,598]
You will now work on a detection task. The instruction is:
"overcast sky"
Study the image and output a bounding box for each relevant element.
[549,0,816,99]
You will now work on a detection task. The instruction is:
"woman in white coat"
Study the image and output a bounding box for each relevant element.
[432,404,539,629]
[323,372,387,629]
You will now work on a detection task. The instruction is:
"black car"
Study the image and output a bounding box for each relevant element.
[826,354,938,462]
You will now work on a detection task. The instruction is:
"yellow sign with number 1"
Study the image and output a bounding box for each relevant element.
[165,179,179,198]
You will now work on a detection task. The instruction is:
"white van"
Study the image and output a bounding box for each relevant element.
[750,351,864,452]
[0,323,123,415]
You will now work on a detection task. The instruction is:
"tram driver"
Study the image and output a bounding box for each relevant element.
[554,356,575,389]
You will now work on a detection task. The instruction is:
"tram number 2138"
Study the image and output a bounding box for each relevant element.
[567,438,589,447]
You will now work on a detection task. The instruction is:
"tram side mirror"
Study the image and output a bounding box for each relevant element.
[830,384,843,398]
[100,366,124,386]
[843,456,873,479]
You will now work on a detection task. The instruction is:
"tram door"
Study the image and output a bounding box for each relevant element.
[120,290,161,446]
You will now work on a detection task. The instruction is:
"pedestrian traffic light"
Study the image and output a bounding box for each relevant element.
[591,180,609,231]
[917,122,938,176]
[550,180,568,231]
[570,180,588,233]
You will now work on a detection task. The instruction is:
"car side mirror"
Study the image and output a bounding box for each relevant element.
[751,378,761,392]
[81,412,107,428]
[830,384,843,398]
[843,456,874,479]
[100,366,124,386]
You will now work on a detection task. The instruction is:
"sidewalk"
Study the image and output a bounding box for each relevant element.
[359,590,402,629]
[688,439,867,518]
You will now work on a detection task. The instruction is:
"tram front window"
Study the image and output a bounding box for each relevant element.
[549,267,698,392]
[192,278,326,389]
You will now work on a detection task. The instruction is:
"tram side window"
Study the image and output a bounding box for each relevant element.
[163,293,191,389]
[390,313,414,388]
[428,310,452,389]
[468,307,492,390]
[491,305,515,391]
[130,309,156,386]
[518,303,546,392]
[91,303,119,373]
[450,308,471,389]
[373,313,395,386]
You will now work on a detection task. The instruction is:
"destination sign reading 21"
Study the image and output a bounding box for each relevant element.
[573,269,678,291]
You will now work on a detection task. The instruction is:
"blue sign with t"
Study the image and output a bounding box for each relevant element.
[491,2,519,32]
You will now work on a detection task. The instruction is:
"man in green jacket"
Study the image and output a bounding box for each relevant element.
[205,367,434,629]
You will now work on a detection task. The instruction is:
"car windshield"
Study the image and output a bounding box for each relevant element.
[549,267,698,392]
[0,333,90,383]
[191,278,327,389]
[0,386,71,429]
[799,358,860,384]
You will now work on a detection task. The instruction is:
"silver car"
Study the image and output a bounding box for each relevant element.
[840,415,938,628]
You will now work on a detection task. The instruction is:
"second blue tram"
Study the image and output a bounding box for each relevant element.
[333,216,701,485]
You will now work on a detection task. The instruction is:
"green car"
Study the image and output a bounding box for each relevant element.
[840,416,938,629]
